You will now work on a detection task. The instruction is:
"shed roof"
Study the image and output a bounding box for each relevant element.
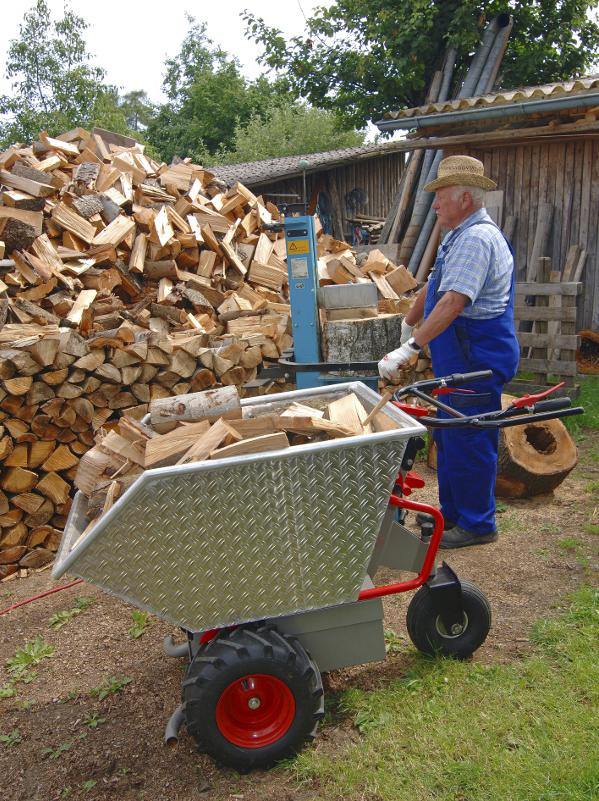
[210,139,407,186]
[379,76,599,125]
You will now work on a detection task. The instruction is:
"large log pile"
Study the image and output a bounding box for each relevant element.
[0,128,298,577]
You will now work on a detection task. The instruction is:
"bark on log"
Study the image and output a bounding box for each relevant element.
[321,314,403,362]
[149,385,241,432]
[495,417,577,498]
[1,219,37,254]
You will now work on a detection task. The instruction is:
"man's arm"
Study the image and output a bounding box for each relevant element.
[378,288,468,383]
[412,290,468,347]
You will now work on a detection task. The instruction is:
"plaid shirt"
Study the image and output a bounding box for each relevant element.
[436,208,513,319]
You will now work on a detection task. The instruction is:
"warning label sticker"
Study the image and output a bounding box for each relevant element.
[288,239,309,254]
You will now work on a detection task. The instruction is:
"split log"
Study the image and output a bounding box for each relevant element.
[210,432,289,459]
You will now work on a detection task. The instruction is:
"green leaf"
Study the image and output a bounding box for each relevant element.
[0,729,22,746]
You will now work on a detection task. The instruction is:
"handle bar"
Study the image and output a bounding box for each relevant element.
[530,397,572,414]
[393,370,493,398]
[393,371,584,429]
[420,406,583,429]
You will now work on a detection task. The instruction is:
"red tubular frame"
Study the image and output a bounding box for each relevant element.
[358,496,444,600]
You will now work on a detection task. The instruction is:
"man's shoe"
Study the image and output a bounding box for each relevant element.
[438,526,498,550]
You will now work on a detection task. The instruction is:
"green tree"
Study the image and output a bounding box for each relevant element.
[244,1,599,129]
[119,91,156,131]
[146,16,288,162]
[213,101,365,165]
[88,87,133,136]
[0,0,108,145]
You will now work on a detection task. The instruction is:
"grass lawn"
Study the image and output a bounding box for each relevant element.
[291,586,599,801]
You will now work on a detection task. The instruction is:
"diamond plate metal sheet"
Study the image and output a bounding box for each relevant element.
[54,383,425,631]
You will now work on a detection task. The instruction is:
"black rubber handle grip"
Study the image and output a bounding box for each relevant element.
[532,397,571,414]
[446,370,493,386]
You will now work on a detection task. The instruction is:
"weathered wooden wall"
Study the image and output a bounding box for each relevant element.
[253,152,406,239]
[463,140,599,331]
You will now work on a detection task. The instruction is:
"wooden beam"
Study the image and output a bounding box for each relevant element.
[516,282,581,296]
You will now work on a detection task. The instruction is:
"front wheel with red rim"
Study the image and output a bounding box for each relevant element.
[182,626,324,771]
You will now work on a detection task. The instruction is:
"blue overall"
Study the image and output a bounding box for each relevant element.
[424,219,520,535]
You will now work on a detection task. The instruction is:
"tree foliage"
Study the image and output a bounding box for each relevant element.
[0,3,369,165]
[0,1,162,149]
[0,0,113,145]
[213,101,365,165]
[244,0,599,128]
[119,91,156,131]
[146,17,286,163]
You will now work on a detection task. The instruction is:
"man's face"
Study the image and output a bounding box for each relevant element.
[432,186,470,230]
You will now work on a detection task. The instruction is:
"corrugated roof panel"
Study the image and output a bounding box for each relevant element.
[383,76,599,120]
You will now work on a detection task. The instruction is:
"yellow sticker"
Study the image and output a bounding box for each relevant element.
[288,239,309,254]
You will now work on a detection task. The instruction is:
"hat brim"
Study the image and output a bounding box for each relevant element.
[423,174,497,192]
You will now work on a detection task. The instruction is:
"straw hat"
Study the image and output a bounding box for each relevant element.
[423,155,497,192]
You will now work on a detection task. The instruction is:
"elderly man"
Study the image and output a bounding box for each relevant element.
[379,155,520,549]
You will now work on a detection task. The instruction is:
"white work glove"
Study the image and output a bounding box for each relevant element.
[400,319,414,344]
[378,341,420,382]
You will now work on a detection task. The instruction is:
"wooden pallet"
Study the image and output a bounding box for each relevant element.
[514,256,582,389]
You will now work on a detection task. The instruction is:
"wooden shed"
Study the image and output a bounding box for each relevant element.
[212,141,406,246]
[376,77,599,333]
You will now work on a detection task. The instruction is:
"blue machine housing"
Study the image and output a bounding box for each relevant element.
[284,215,322,389]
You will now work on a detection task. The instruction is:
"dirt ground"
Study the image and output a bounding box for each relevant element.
[1,444,597,801]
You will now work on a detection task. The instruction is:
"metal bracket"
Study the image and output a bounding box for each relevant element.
[424,562,465,635]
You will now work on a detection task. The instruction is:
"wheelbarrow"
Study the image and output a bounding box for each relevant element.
[52,371,582,771]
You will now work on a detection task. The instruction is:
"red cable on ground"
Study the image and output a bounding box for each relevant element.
[0,578,84,617]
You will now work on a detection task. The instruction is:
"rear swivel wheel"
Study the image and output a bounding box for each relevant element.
[182,625,324,771]
[406,580,491,659]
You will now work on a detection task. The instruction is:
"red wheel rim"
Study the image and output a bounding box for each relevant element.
[216,673,295,748]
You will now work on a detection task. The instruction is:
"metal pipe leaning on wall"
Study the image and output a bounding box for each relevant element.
[406,15,513,277]
[473,15,513,97]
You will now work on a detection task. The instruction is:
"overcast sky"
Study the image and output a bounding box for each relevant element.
[0,0,332,103]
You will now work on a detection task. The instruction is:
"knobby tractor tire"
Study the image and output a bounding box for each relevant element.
[181,625,324,771]
[406,580,491,659]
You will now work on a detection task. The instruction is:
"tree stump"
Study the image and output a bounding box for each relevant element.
[495,417,577,498]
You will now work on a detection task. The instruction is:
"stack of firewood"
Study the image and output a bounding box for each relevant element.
[71,385,394,547]
[0,128,297,577]
[319,243,417,312]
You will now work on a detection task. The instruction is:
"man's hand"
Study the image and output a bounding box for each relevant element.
[400,319,414,344]
[378,341,420,382]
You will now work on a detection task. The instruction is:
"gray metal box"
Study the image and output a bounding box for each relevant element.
[318,283,378,309]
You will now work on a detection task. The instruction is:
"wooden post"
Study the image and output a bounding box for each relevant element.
[531,257,551,384]
[327,173,346,242]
